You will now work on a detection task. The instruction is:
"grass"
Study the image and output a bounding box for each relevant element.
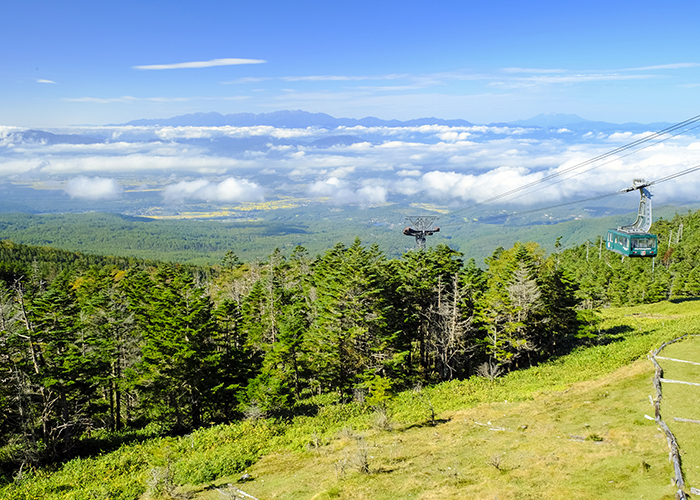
[655,335,700,490]
[231,361,672,500]
[4,299,700,499]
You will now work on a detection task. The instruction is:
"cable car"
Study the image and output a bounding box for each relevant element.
[605,179,657,258]
[606,230,657,257]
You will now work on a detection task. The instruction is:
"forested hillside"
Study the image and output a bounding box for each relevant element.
[1,206,700,488]
[560,209,700,307]
[0,237,577,478]
[0,204,696,265]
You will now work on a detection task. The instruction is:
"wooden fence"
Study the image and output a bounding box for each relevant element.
[649,334,700,500]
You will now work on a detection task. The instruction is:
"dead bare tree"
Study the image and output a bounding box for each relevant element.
[425,274,477,380]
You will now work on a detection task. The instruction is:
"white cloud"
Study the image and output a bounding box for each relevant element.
[394,178,421,196]
[606,131,651,142]
[0,153,253,176]
[356,185,387,204]
[391,167,562,205]
[624,63,700,71]
[162,177,265,203]
[153,125,317,141]
[397,169,422,177]
[501,68,565,74]
[64,176,123,200]
[437,130,472,142]
[134,58,266,70]
[4,123,700,210]
[308,177,344,196]
[36,79,56,84]
[9,140,189,156]
[329,166,356,178]
[308,177,386,205]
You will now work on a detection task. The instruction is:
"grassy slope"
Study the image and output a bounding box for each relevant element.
[238,361,666,500]
[4,299,700,500]
[655,335,700,488]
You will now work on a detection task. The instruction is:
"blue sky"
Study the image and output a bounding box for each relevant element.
[2,0,700,127]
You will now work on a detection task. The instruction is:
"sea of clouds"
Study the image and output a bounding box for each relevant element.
[1,123,699,208]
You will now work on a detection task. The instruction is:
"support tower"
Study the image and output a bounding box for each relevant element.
[403,216,440,250]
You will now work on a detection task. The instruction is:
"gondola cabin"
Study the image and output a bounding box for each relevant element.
[606,229,657,257]
[605,179,657,258]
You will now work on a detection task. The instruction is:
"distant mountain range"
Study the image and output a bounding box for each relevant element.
[2,112,675,148]
[121,110,474,128]
[120,110,671,132]
[509,112,672,131]
[5,129,102,145]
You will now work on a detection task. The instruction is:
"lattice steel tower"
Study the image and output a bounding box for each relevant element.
[403,216,440,250]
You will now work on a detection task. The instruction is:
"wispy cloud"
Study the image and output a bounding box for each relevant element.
[0,152,253,176]
[355,85,426,92]
[134,58,266,70]
[222,73,408,85]
[224,71,487,89]
[624,63,700,71]
[65,96,187,103]
[282,74,406,82]
[63,96,250,103]
[501,68,565,74]
[222,76,273,84]
[220,66,671,99]
[491,73,655,89]
[36,79,57,84]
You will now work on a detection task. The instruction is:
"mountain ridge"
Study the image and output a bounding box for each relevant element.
[119,110,671,131]
[120,110,475,128]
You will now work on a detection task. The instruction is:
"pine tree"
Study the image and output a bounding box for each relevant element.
[75,267,139,431]
[478,243,548,369]
[308,239,388,398]
[6,271,95,459]
[390,244,464,381]
[129,265,216,430]
[210,298,249,420]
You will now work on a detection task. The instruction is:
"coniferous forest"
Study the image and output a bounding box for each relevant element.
[0,208,698,481]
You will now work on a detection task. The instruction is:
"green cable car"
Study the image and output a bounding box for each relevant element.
[606,229,657,257]
[605,179,658,258]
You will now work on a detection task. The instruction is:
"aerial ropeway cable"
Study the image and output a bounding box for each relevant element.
[460,162,700,227]
[473,118,700,210]
[399,113,700,250]
[459,113,700,211]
